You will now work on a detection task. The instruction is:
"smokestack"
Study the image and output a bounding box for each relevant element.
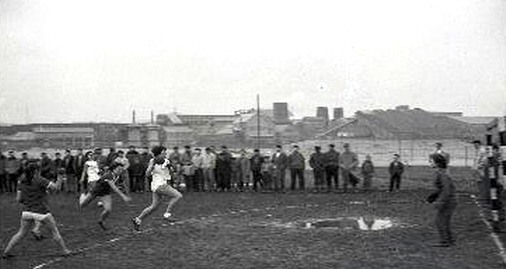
[316,107,329,126]
[333,107,343,120]
[151,110,154,124]
[132,110,136,124]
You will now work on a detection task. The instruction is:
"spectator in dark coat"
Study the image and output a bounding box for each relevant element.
[389,154,405,192]
[250,149,264,192]
[94,148,108,172]
[236,150,250,192]
[181,146,195,191]
[288,145,305,191]
[19,152,30,172]
[126,146,143,192]
[40,152,55,181]
[5,151,20,192]
[361,154,375,191]
[216,146,232,191]
[323,144,340,192]
[73,148,86,192]
[63,149,76,193]
[309,146,325,192]
[54,152,65,190]
[140,147,152,192]
[271,145,288,192]
[106,147,118,167]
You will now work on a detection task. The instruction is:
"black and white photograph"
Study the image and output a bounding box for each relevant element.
[1,0,506,268]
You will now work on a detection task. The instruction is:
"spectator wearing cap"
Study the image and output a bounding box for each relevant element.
[73,148,86,193]
[40,152,55,181]
[271,145,288,192]
[309,146,325,192]
[202,147,217,191]
[63,149,76,193]
[388,153,405,192]
[19,152,30,172]
[324,144,340,192]
[288,145,305,191]
[361,154,375,191]
[192,148,205,192]
[216,145,233,191]
[250,149,264,192]
[0,152,6,193]
[139,147,152,192]
[236,149,251,192]
[181,145,195,191]
[430,142,450,167]
[5,151,20,192]
[106,147,118,167]
[54,152,65,190]
[339,143,359,192]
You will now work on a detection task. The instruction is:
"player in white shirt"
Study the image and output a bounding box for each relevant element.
[132,146,183,231]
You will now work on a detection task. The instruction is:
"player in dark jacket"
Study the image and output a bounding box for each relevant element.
[388,154,404,192]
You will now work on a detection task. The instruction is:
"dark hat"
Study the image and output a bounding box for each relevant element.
[472,140,482,144]
[184,145,191,149]
[173,146,179,150]
[65,148,71,153]
[393,153,400,157]
[315,146,321,150]
[253,149,259,152]
[293,145,299,148]
[221,145,228,149]
[329,144,335,148]
[435,142,442,147]
[276,145,282,148]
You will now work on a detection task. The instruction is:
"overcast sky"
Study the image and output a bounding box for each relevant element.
[1,0,505,124]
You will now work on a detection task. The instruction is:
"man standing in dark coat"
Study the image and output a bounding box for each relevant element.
[324,144,340,192]
[40,152,55,181]
[216,145,232,191]
[126,146,142,192]
[389,154,405,192]
[288,145,305,191]
[63,149,76,193]
[250,149,264,192]
[73,148,86,192]
[309,146,325,192]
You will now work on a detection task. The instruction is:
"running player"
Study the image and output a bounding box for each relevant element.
[132,146,183,231]
[2,161,71,259]
[80,151,100,193]
[79,162,131,230]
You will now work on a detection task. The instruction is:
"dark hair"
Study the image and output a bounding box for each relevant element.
[151,146,166,156]
[472,140,482,145]
[329,144,335,148]
[117,150,124,154]
[109,161,124,170]
[22,161,40,185]
[431,154,447,169]
[253,149,259,152]
[85,151,93,158]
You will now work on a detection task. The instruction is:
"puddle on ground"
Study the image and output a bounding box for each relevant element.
[266,217,398,231]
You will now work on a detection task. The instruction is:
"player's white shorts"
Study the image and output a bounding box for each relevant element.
[21,211,51,222]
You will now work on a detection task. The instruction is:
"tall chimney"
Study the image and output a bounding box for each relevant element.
[132,110,136,124]
[316,107,329,126]
[151,110,154,124]
[333,107,344,120]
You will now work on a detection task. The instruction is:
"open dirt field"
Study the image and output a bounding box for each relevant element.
[1,167,504,269]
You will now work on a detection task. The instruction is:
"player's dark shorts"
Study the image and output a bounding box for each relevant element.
[90,180,112,197]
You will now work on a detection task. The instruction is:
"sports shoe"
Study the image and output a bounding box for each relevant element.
[97,201,104,207]
[163,212,172,219]
[132,217,141,231]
